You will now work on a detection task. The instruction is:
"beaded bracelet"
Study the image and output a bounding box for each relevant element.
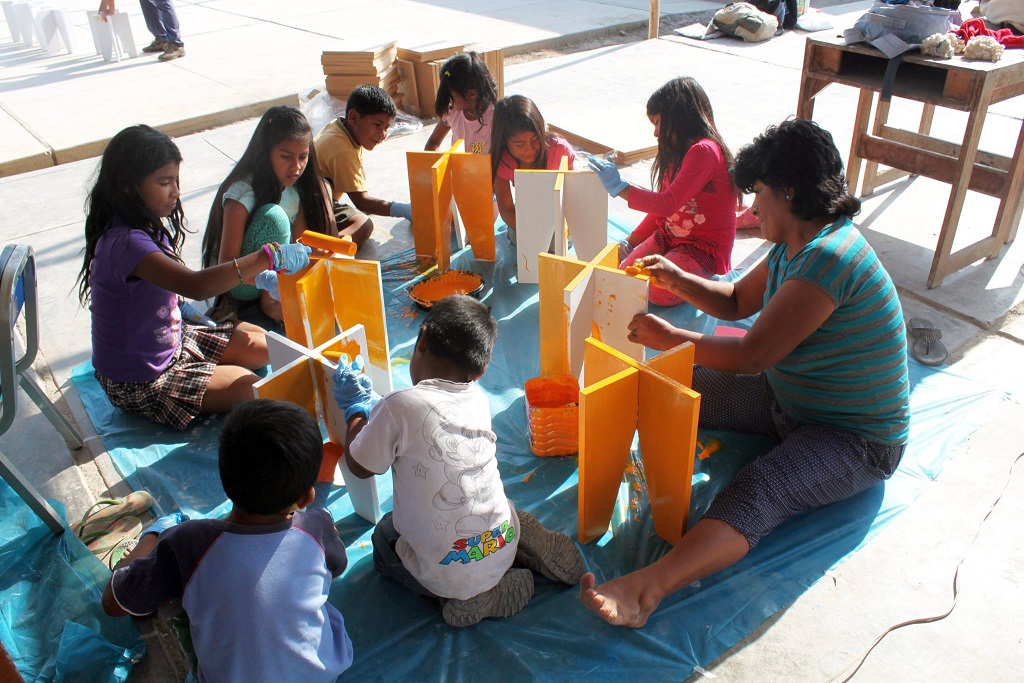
[232,258,244,284]
[261,244,275,270]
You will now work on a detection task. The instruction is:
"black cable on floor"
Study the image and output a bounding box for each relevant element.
[828,449,1024,683]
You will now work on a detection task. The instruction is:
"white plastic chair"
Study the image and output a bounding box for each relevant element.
[0,245,83,534]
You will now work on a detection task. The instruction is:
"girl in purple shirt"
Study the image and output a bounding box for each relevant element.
[76,125,310,430]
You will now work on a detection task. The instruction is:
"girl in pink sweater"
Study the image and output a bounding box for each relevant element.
[589,77,738,306]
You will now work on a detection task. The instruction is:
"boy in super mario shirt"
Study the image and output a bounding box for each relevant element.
[335,295,585,627]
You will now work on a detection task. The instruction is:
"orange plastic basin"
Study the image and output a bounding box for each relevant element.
[525,375,580,457]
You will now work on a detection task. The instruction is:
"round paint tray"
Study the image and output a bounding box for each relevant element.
[409,270,485,310]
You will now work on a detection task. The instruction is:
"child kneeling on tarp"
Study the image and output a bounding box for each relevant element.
[102,400,353,681]
[334,295,586,627]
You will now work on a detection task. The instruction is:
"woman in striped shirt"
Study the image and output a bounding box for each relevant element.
[581,119,909,628]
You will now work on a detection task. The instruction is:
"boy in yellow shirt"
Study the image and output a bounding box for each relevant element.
[314,85,413,246]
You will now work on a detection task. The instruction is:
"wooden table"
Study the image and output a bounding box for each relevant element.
[797,35,1024,288]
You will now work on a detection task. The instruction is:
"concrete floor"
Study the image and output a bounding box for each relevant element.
[1,0,1023,680]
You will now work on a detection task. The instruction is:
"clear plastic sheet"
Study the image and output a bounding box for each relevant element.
[299,87,423,140]
[70,218,1004,681]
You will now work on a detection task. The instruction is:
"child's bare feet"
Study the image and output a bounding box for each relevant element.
[579,571,661,628]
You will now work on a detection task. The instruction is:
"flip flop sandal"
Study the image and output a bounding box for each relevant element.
[102,537,138,570]
[907,318,948,366]
[85,515,144,560]
[75,491,154,539]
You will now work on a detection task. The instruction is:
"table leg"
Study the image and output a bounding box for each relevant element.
[861,96,892,196]
[846,90,873,197]
[992,114,1024,246]
[928,83,993,288]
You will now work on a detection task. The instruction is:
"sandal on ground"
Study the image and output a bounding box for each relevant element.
[908,317,948,366]
[85,515,144,564]
[75,491,154,539]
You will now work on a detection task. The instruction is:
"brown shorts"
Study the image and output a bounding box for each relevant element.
[333,201,362,228]
[96,321,234,431]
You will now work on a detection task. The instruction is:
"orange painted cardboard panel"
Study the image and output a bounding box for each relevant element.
[325,259,391,391]
[582,337,635,388]
[638,369,700,544]
[432,151,454,272]
[278,264,314,346]
[451,152,496,262]
[646,341,696,388]
[407,150,444,257]
[578,368,639,544]
[297,259,335,349]
[538,253,586,377]
[252,356,317,419]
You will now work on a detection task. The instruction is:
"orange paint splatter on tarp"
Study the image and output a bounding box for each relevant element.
[698,437,722,460]
[523,473,533,483]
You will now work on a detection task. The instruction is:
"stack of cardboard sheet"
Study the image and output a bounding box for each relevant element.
[395,43,504,118]
[321,41,400,105]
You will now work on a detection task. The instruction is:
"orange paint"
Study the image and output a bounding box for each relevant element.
[625,266,644,276]
[321,339,362,365]
[409,270,483,308]
[525,375,580,457]
[698,437,722,460]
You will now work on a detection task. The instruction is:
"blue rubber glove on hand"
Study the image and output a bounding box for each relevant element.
[389,201,413,223]
[141,512,188,539]
[179,301,216,328]
[587,156,629,197]
[333,355,380,422]
[254,270,280,300]
[274,243,312,274]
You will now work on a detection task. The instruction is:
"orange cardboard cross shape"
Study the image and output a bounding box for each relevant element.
[406,139,496,271]
[578,338,701,544]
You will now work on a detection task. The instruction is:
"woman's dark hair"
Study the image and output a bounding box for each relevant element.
[434,51,497,122]
[489,95,553,179]
[77,125,186,305]
[733,118,860,221]
[646,77,734,192]
[201,106,332,268]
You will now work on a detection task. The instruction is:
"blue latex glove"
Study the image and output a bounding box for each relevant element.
[389,201,413,223]
[179,301,216,328]
[254,270,280,300]
[141,512,188,538]
[587,156,629,196]
[275,243,312,274]
[333,355,380,422]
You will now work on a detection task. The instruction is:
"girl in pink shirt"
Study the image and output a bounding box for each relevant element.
[490,95,576,244]
[589,77,738,306]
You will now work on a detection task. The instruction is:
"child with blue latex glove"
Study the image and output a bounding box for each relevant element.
[592,78,740,307]
[335,295,585,628]
[103,400,353,681]
[79,125,312,432]
[315,85,411,249]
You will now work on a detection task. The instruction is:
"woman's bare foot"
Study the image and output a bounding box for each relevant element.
[579,571,662,628]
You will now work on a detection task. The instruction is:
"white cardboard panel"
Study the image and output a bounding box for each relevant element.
[515,170,562,284]
[564,172,609,262]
